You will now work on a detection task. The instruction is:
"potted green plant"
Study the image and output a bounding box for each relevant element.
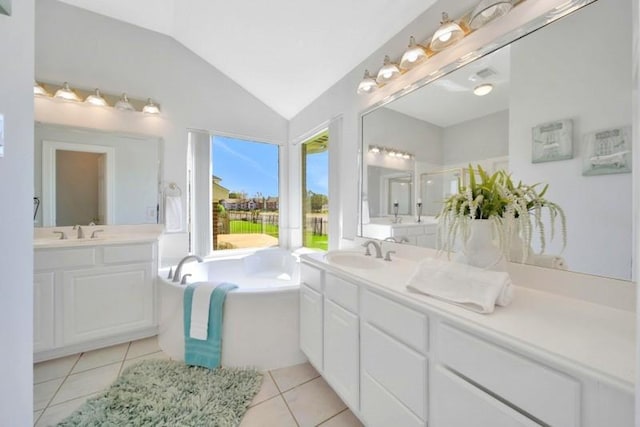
[437,164,566,270]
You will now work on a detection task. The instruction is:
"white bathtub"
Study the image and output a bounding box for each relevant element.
[158,248,307,370]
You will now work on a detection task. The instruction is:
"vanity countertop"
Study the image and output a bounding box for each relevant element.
[34,225,163,249]
[301,251,636,390]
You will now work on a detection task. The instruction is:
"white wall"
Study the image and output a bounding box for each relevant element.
[443,109,509,165]
[509,0,632,279]
[0,0,35,423]
[35,0,288,256]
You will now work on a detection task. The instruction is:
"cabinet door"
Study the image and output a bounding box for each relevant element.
[324,299,359,410]
[34,272,55,352]
[431,366,541,427]
[62,263,154,345]
[299,284,323,371]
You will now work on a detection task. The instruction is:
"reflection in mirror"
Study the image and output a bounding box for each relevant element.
[34,123,162,227]
[360,0,632,280]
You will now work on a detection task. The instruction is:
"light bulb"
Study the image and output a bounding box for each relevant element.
[400,36,428,71]
[115,93,135,111]
[376,56,401,85]
[430,12,464,52]
[142,98,160,114]
[85,89,108,107]
[357,70,378,95]
[54,82,80,102]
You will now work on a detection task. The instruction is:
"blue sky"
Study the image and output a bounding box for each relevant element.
[211,136,328,198]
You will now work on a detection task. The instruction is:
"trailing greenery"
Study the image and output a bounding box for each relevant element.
[437,164,566,262]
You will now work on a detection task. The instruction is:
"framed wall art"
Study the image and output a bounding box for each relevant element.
[582,126,631,176]
[531,119,573,163]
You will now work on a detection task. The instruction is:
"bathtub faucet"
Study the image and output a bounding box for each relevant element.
[172,255,204,283]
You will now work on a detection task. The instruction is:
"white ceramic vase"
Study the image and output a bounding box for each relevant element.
[454,219,507,271]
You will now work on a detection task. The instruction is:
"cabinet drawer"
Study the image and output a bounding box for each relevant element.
[35,247,96,270]
[362,323,427,421]
[361,372,425,427]
[432,366,541,427]
[438,324,580,427]
[362,290,428,353]
[325,273,358,313]
[103,243,154,264]
[301,263,323,292]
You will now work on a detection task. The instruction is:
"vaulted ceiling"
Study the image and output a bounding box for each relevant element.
[58,0,438,119]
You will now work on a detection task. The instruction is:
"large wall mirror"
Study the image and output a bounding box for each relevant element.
[360,0,633,280]
[34,123,162,227]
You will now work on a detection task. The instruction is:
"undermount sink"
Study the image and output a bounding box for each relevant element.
[324,251,385,270]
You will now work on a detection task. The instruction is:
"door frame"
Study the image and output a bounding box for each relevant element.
[42,140,115,226]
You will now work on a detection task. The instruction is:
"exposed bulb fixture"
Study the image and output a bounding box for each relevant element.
[469,0,513,30]
[473,83,494,96]
[402,152,411,159]
[376,56,401,85]
[388,150,398,157]
[430,12,465,52]
[142,98,160,114]
[85,88,108,107]
[400,36,428,71]
[114,93,135,111]
[369,146,381,154]
[34,81,50,97]
[54,82,80,102]
[357,70,378,95]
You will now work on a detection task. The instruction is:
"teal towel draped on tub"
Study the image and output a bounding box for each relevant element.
[184,282,238,369]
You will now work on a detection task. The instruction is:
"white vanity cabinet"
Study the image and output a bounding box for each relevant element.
[298,257,635,427]
[34,240,158,362]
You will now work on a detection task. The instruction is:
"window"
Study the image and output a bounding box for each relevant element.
[301,131,329,250]
[189,132,279,254]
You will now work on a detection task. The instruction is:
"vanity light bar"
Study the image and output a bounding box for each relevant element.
[357,0,520,94]
[369,145,413,159]
[34,81,161,115]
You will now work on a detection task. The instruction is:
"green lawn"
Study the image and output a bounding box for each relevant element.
[229,220,279,238]
[304,232,328,251]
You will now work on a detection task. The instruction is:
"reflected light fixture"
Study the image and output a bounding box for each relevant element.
[85,88,108,107]
[54,82,80,102]
[473,83,494,96]
[430,12,465,52]
[357,70,378,95]
[369,146,381,154]
[34,81,50,97]
[114,93,135,111]
[376,56,401,85]
[469,0,513,30]
[400,36,428,71]
[142,98,160,114]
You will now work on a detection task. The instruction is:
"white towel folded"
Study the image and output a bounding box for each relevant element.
[165,195,183,232]
[190,283,219,340]
[406,258,514,314]
[529,254,567,270]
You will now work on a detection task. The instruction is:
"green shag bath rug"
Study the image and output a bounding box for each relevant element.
[57,359,262,427]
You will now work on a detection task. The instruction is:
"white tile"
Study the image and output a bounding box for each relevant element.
[240,396,297,427]
[126,336,160,359]
[283,377,347,426]
[319,409,364,427]
[270,362,319,392]
[35,393,97,427]
[72,343,129,374]
[34,378,63,411]
[34,354,80,384]
[250,373,280,407]
[121,351,170,373]
[50,363,119,405]
[33,410,43,426]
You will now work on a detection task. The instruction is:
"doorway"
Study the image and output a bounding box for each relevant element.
[42,140,114,226]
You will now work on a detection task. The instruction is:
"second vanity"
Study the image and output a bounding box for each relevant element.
[299,247,635,427]
[33,225,161,362]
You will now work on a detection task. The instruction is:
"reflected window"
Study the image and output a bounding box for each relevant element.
[301,131,329,250]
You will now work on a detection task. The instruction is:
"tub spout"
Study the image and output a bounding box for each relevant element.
[172,255,203,282]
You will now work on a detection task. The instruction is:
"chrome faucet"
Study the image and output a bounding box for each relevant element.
[362,240,383,259]
[52,230,67,240]
[172,255,204,282]
[76,226,85,239]
[384,236,409,244]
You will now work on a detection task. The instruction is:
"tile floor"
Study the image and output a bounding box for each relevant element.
[33,336,363,427]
